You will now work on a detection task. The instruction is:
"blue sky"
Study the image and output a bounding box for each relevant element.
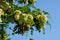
[7,0,60,40]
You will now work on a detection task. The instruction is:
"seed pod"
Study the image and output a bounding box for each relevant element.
[41,15,48,22]
[27,24,31,28]
[37,14,41,19]
[5,2,9,5]
[25,0,28,4]
[23,14,28,21]
[0,8,4,15]
[14,10,21,21]
[0,8,4,22]
[14,14,20,21]
[39,23,46,30]
[32,0,37,4]
[28,14,33,20]
[0,18,2,22]
[14,10,21,14]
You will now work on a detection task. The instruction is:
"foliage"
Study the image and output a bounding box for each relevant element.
[0,0,51,40]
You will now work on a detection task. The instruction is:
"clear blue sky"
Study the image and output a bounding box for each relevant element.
[7,0,60,40]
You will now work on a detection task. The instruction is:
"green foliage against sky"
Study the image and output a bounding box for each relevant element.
[0,0,51,40]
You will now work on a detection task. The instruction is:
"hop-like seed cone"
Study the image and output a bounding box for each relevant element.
[32,0,37,4]
[27,24,31,28]
[14,14,20,21]
[24,14,33,22]
[14,10,21,21]
[41,15,48,22]
[37,14,41,19]
[0,8,4,15]
[23,14,28,21]
[0,8,4,22]
[28,14,33,20]
[0,18,2,22]
[14,10,21,14]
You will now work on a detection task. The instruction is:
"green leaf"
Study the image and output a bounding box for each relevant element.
[30,38,34,40]
[6,0,14,4]
[20,6,31,13]
[30,27,34,35]
[46,21,51,29]
[43,11,50,15]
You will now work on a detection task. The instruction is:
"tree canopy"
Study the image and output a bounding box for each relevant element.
[0,0,51,40]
